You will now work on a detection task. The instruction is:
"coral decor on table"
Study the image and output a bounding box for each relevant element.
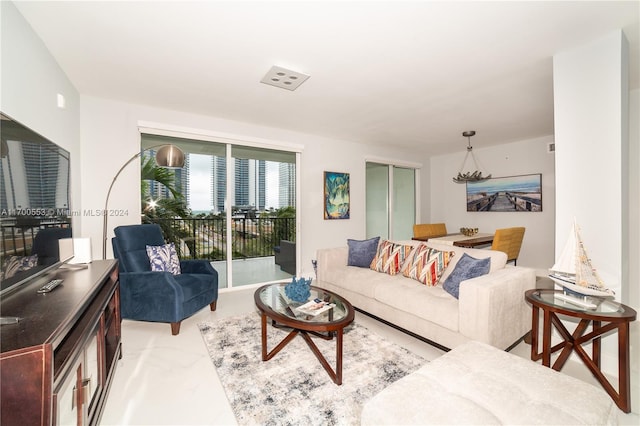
[284,276,312,302]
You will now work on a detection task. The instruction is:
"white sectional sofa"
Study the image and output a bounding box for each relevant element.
[361,340,618,425]
[316,240,536,350]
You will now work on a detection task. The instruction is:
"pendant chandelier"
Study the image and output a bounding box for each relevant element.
[452,130,492,183]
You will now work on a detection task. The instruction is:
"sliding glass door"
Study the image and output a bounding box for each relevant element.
[392,166,415,240]
[366,163,389,239]
[230,146,296,287]
[141,133,298,289]
[366,162,416,240]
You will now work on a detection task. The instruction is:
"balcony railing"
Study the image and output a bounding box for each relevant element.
[148,217,295,260]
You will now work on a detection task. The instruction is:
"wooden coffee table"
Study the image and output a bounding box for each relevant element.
[254,283,355,385]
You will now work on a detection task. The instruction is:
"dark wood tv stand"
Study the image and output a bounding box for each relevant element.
[1,260,121,425]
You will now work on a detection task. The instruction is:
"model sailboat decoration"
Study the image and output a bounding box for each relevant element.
[549,220,614,305]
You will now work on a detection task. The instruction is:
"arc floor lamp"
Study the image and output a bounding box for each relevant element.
[102,144,185,259]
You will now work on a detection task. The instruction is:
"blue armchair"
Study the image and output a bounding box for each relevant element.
[112,224,218,335]
[32,227,73,265]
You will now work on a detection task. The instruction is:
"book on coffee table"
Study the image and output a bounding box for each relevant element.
[295,299,335,316]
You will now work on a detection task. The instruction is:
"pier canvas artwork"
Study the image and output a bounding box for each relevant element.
[466,174,542,212]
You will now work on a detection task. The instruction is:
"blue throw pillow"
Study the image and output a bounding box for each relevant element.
[146,243,181,275]
[347,237,380,268]
[443,253,491,299]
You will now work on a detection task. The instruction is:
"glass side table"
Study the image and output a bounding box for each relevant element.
[525,289,637,413]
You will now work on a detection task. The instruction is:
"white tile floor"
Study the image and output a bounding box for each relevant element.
[100,287,639,425]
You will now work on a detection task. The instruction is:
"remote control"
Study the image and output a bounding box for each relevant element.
[37,279,63,294]
[0,317,21,325]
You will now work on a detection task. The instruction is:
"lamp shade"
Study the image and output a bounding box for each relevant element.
[155,144,185,168]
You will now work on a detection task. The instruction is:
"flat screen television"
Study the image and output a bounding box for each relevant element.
[0,113,73,297]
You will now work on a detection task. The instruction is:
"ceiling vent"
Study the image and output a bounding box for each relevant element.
[260,66,310,91]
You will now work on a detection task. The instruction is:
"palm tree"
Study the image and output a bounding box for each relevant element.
[141,154,183,201]
[140,155,192,256]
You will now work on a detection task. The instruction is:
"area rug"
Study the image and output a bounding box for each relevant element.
[198,313,426,426]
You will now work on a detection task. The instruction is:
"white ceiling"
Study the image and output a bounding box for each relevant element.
[14,1,640,155]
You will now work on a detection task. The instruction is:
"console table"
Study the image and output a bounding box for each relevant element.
[525,289,636,413]
[1,260,121,425]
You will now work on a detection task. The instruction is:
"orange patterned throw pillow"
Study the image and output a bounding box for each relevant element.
[402,243,455,286]
[369,240,414,275]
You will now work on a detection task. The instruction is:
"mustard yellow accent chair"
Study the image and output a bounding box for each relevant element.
[413,223,448,239]
[491,227,526,265]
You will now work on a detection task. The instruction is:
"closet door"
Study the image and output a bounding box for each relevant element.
[392,166,415,241]
[366,162,416,241]
[366,163,389,240]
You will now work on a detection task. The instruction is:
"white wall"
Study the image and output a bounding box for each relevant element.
[0,1,81,229]
[429,136,556,273]
[629,89,639,306]
[629,87,640,417]
[554,30,638,412]
[554,31,626,296]
[79,96,423,275]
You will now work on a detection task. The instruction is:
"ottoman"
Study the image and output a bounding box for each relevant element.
[361,340,618,425]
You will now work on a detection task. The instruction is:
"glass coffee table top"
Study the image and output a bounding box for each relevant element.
[527,289,634,318]
[256,283,351,324]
